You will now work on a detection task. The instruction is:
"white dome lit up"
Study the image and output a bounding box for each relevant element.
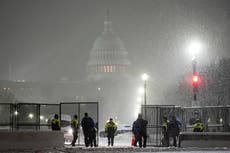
[87,11,130,78]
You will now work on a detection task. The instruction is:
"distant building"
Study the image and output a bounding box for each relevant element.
[87,11,130,81]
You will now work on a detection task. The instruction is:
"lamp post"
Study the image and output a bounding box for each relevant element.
[141,73,149,118]
[187,41,202,106]
[192,58,198,104]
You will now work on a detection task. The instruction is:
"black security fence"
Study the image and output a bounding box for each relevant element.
[2,103,60,131]
[60,102,99,146]
[142,105,230,146]
[0,102,98,138]
[0,103,13,131]
[15,103,60,131]
[141,105,182,146]
[182,106,229,132]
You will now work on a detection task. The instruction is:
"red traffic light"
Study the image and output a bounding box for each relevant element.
[192,75,199,83]
[192,75,201,87]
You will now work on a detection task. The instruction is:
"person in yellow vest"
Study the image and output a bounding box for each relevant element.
[162,116,169,147]
[71,114,80,146]
[193,119,204,132]
[105,118,117,146]
[51,114,61,131]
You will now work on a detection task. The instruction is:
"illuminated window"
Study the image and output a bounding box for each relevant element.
[107,66,110,72]
[104,66,107,72]
[110,66,113,72]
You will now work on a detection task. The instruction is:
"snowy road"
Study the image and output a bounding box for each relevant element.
[3,146,230,153]
[3,132,230,153]
[13,147,230,153]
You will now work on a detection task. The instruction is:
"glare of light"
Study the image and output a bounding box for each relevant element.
[45,118,48,122]
[14,111,18,116]
[68,128,73,134]
[40,115,44,120]
[207,118,211,123]
[220,118,223,123]
[192,75,199,83]
[134,104,141,118]
[138,87,145,94]
[28,113,34,119]
[187,40,202,59]
[137,97,142,103]
[141,73,149,81]
[97,87,101,91]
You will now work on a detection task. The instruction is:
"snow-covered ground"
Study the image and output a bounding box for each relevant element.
[5,147,230,153]
[3,132,230,153]
[99,132,133,146]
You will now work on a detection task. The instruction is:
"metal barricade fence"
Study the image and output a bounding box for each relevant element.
[15,103,59,131]
[0,102,98,136]
[60,102,99,146]
[0,103,13,131]
[142,105,230,146]
[141,105,182,146]
[182,106,229,132]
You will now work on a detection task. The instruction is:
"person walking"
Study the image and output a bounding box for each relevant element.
[105,118,117,146]
[132,114,148,148]
[193,119,204,132]
[71,114,80,146]
[81,112,95,147]
[92,122,98,147]
[162,116,169,147]
[51,114,61,131]
[168,116,181,147]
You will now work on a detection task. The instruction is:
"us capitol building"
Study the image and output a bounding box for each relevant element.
[87,12,130,80]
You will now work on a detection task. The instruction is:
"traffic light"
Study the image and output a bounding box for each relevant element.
[192,74,200,91]
[192,75,199,84]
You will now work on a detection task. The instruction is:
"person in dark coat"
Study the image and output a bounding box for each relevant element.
[168,116,181,147]
[92,122,98,147]
[81,112,95,147]
[132,114,148,148]
[51,114,61,131]
[71,114,80,146]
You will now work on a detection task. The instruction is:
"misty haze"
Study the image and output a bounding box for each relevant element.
[0,0,230,151]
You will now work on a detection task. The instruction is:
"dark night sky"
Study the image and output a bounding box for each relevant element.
[0,0,230,85]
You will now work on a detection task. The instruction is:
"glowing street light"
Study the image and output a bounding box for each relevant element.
[14,111,18,116]
[187,40,202,60]
[138,87,145,94]
[40,115,44,120]
[137,96,142,103]
[142,73,149,82]
[28,113,34,119]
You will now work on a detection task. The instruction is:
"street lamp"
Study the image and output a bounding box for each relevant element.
[187,40,202,106]
[141,73,149,118]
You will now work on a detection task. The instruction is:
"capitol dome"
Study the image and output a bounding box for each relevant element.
[87,12,130,77]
